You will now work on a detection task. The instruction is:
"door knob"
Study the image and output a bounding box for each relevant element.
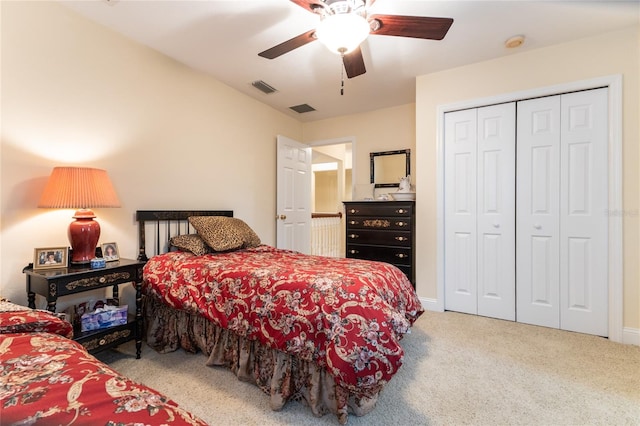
[277,214,286,220]
[493,223,500,228]
[534,224,542,229]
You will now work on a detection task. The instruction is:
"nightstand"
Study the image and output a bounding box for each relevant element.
[23,258,144,359]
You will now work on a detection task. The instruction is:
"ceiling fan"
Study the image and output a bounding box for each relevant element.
[258,0,454,79]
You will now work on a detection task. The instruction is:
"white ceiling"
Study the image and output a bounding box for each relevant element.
[61,0,639,122]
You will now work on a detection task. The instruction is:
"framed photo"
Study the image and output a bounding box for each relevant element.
[34,247,68,270]
[101,242,119,261]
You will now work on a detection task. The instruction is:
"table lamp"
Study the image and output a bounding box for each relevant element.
[38,167,121,264]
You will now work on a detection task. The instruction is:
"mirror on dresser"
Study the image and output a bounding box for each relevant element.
[370,149,411,188]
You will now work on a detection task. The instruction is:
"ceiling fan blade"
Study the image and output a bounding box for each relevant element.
[289,0,326,14]
[258,29,317,59]
[343,47,366,79]
[369,15,454,40]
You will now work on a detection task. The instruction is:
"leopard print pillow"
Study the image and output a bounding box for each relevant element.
[188,216,261,252]
[170,234,211,256]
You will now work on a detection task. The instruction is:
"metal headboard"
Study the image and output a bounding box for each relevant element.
[136,210,233,261]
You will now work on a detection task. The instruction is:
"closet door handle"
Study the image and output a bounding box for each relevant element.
[493,223,500,228]
[534,224,542,230]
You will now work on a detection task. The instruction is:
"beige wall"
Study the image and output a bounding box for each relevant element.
[303,103,417,194]
[0,2,302,307]
[314,171,339,212]
[416,26,640,332]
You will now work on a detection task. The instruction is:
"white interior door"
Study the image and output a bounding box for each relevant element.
[476,103,516,321]
[559,88,608,336]
[517,95,562,328]
[276,135,311,254]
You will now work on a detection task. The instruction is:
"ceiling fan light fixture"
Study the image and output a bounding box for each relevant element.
[315,13,370,55]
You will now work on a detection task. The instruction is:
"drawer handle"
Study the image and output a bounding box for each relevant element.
[395,253,408,259]
[395,236,407,241]
[348,234,359,239]
[99,338,106,346]
[349,220,359,225]
[396,209,406,214]
[349,209,359,214]
[349,249,359,254]
[99,277,106,284]
[395,221,407,227]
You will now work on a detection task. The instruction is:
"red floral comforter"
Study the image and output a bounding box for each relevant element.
[143,245,424,396]
[0,301,206,425]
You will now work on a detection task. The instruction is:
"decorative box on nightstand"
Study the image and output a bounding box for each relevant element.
[23,258,144,358]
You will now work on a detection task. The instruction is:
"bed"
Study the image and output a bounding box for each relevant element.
[137,210,424,424]
[0,299,207,425]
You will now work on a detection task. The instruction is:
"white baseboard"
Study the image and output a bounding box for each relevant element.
[419,297,639,347]
[420,297,443,312]
[623,327,640,346]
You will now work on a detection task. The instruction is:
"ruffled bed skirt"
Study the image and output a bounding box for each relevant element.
[143,296,379,424]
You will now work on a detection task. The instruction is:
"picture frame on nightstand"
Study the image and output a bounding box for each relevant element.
[33,247,68,270]
[101,242,119,261]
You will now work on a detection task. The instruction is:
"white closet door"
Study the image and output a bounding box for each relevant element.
[516,96,561,328]
[445,104,515,319]
[444,108,478,314]
[477,103,516,320]
[517,88,608,336]
[560,88,608,336]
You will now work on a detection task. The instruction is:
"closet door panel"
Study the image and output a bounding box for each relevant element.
[516,96,561,328]
[444,109,478,314]
[560,88,608,336]
[477,103,516,320]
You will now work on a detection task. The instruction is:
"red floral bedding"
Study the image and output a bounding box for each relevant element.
[143,245,423,396]
[0,301,206,425]
[0,302,72,338]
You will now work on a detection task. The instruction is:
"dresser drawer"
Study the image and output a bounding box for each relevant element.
[346,230,412,246]
[346,216,412,231]
[62,271,136,294]
[75,319,136,355]
[395,265,413,281]
[344,203,413,217]
[346,244,412,266]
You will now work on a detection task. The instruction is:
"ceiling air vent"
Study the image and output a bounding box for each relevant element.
[290,104,316,114]
[251,80,277,94]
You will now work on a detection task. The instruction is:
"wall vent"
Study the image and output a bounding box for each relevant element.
[251,80,278,94]
[290,104,316,113]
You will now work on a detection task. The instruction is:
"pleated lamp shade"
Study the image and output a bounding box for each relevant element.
[39,167,121,264]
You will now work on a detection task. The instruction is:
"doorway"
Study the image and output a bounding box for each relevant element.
[311,139,354,257]
[276,136,354,256]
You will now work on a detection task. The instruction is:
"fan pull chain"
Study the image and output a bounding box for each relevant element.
[340,54,345,96]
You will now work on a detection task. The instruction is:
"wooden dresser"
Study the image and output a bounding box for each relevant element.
[343,201,415,286]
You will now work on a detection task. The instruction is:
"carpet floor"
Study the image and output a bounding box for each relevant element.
[97,310,640,425]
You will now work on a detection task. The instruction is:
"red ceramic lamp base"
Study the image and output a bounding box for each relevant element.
[68,209,100,264]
